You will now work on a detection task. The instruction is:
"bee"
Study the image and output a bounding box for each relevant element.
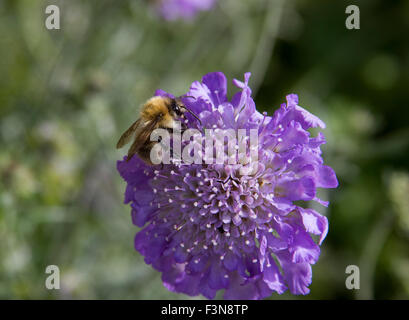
[116,96,201,164]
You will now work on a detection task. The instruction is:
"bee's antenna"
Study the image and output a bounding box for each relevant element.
[179,95,197,100]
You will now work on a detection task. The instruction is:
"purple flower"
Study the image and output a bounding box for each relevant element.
[156,0,217,21]
[117,72,338,299]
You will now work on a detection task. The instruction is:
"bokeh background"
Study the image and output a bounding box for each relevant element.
[1,0,408,299]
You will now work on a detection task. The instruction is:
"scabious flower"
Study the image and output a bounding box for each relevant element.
[117,72,338,299]
[155,0,217,21]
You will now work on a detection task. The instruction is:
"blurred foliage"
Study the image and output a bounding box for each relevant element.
[0,0,408,299]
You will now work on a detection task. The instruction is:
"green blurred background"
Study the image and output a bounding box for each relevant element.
[1,0,408,299]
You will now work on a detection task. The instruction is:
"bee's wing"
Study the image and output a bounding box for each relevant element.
[116,119,141,149]
[126,117,161,162]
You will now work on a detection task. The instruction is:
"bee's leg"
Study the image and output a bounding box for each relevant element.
[181,121,187,134]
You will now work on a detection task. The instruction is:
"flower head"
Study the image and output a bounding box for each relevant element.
[117,72,338,299]
[156,0,216,21]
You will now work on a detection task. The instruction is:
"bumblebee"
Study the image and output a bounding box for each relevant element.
[116,96,201,164]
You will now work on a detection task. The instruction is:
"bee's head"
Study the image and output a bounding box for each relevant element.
[170,98,185,117]
[170,96,202,127]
